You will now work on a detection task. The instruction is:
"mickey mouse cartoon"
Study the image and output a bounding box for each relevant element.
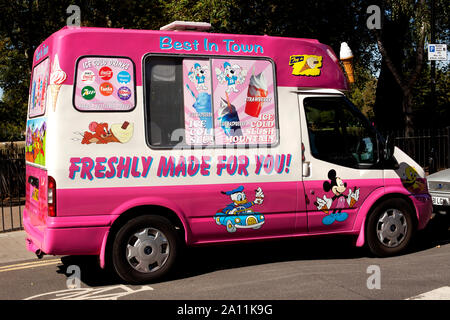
[314,169,360,225]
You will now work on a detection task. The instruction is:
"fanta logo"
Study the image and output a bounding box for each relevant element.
[81,86,96,100]
[289,55,322,77]
[99,82,113,96]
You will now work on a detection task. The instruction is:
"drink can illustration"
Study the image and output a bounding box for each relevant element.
[245,71,268,118]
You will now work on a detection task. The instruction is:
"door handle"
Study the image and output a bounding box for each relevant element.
[302,161,311,177]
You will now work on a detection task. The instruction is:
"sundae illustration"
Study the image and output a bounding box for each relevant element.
[245,69,269,117]
[214,186,265,233]
[188,63,208,91]
[215,62,246,93]
[314,169,360,225]
[49,54,67,111]
[217,93,242,137]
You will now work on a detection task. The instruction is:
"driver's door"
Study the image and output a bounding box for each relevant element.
[299,94,384,233]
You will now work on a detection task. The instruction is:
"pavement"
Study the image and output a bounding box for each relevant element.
[0,230,37,264]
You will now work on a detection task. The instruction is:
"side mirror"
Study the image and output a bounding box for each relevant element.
[383,134,395,161]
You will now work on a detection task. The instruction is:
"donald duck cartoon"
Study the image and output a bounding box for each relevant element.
[214,186,265,233]
[222,186,264,214]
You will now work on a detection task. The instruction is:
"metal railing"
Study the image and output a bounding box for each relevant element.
[0,144,25,232]
[383,127,450,172]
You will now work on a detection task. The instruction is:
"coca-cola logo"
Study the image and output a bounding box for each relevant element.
[99,66,113,80]
[81,70,95,84]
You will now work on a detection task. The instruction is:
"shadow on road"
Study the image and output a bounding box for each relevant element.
[57,213,450,287]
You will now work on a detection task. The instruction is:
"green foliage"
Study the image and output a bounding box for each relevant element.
[0,0,448,142]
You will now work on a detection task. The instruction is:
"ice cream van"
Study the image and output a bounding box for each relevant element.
[24,21,432,284]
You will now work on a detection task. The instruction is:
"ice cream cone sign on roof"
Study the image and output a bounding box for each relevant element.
[340,42,354,84]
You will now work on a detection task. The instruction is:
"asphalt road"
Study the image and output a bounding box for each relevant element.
[0,213,449,301]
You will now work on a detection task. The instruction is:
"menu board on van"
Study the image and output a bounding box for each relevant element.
[74,56,135,111]
[182,58,277,147]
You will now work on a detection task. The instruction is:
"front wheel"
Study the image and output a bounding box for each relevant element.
[366,198,415,257]
[112,215,179,284]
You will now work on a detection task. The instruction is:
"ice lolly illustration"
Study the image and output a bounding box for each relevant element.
[186,84,213,130]
[245,69,268,118]
[50,54,67,111]
[340,42,354,84]
[217,93,242,137]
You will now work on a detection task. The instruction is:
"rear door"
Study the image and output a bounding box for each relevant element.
[298,94,384,233]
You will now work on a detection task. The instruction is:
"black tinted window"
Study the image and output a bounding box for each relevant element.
[145,56,184,147]
[304,97,378,168]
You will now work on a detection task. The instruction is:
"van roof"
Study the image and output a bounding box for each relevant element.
[33,26,348,90]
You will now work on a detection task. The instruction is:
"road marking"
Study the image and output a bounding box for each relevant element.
[407,287,450,300]
[0,259,61,273]
[24,285,154,300]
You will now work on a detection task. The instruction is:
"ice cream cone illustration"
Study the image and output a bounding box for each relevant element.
[347,188,360,208]
[315,195,332,214]
[300,56,321,73]
[49,54,67,112]
[340,42,354,84]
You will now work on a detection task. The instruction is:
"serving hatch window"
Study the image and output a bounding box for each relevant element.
[144,55,278,148]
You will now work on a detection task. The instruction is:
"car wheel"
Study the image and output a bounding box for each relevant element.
[226,220,236,233]
[112,215,179,284]
[366,198,415,257]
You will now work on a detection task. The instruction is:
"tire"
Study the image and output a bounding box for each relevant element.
[111,215,179,284]
[366,198,415,257]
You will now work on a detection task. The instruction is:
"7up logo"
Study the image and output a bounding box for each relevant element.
[81,86,96,100]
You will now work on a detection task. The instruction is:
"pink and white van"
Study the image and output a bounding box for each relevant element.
[24,22,432,284]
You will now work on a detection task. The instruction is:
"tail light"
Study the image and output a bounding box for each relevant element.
[48,176,56,217]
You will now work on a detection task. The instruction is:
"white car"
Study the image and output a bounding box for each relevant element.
[427,168,450,214]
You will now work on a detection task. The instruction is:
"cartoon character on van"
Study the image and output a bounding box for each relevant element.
[188,63,209,91]
[314,169,360,225]
[214,186,265,233]
[400,165,426,194]
[215,62,247,93]
[77,121,134,144]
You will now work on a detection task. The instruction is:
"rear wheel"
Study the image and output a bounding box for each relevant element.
[112,215,179,284]
[366,198,415,257]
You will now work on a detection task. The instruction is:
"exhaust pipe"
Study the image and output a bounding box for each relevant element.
[35,249,45,259]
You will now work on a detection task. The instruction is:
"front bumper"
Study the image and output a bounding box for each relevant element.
[411,193,433,230]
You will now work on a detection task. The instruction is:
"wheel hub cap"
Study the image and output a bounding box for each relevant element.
[376,209,408,248]
[126,228,169,273]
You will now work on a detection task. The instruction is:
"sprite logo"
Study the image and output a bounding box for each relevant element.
[81,86,95,100]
